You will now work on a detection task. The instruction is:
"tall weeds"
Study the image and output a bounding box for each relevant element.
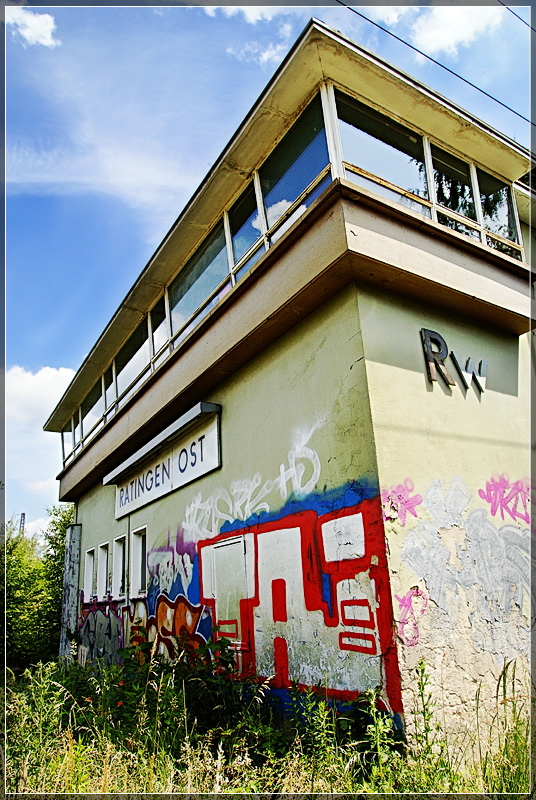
[5,645,530,794]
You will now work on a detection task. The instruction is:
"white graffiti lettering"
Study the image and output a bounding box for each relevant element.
[182,427,322,544]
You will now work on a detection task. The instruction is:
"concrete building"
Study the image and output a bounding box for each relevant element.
[46,20,532,732]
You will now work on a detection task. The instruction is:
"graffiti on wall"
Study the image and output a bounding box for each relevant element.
[122,593,209,659]
[381,479,422,527]
[478,474,531,526]
[400,476,530,657]
[79,600,123,666]
[197,493,402,710]
[395,587,428,647]
[182,423,323,545]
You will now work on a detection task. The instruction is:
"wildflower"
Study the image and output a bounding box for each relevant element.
[117,700,123,707]
[87,697,92,703]
[119,680,124,686]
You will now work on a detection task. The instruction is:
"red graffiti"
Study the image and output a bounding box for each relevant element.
[381,479,422,527]
[197,497,404,713]
[395,587,428,647]
[478,475,530,525]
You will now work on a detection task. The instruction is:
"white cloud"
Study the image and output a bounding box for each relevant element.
[205,6,289,25]
[6,6,62,49]
[366,6,417,27]
[5,365,75,521]
[411,7,503,59]
[226,40,288,68]
[7,125,201,247]
[24,516,49,547]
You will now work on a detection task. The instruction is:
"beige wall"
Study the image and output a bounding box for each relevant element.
[358,284,531,734]
[74,275,530,731]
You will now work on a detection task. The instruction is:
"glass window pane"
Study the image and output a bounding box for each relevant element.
[74,413,81,445]
[485,235,522,260]
[81,380,104,436]
[169,220,229,336]
[229,182,261,263]
[336,91,428,199]
[172,279,231,348]
[234,242,266,283]
[437,212,481,240]
[260,96,329,230]
[62,420,73,458]
[150,296,168,354]
[269,172,332,244]
[477,168,518,243]
[344,166,431,217]
[431,145,476,220]
[104,367,115,409]
[116,320,150,397]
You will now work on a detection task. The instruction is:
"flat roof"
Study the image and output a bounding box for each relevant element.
[45,17,532,433]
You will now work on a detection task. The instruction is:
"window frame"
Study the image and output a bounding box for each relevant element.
[112,535,127,599]
[97,542,110,600]
[130,526,147,597]
[83,548,95,602]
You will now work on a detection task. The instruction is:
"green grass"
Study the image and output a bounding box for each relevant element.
[4,639,530,794]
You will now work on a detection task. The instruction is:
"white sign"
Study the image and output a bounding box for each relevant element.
[114,415,220,518]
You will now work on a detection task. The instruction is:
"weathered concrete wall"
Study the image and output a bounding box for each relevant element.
[73,277,530,732]
[358,284,531,737]
[75,285,404,715]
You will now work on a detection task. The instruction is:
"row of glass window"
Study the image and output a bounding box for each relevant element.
[336,90,522,256]
[83,528,147,602]
[62,86,523,464]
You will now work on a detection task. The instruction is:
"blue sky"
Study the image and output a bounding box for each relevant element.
[5,4,531,534]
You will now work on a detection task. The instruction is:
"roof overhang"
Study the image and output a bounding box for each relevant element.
[45,18,532,433]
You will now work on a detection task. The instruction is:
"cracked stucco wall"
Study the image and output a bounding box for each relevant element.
[358,284,531,739]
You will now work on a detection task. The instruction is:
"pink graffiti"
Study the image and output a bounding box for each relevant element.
[395,587,428,647]
[478,475,530,525]
[381,479,422,527]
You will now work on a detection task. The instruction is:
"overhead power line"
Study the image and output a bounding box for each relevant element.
[332,0,534,130]
[496,0,536,35]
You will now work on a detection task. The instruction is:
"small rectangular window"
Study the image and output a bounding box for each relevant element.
[83,549,95,601]
[150,296,168,355]
[336,91,428,201]
[131,527,147,596]
[437,213,481,240]
[104,366,115,410]
[229,182,262,264]
[62,419,73,459]
[115,320,150,397]
[477,168,518,244]
[74,411,81,446]
[112,536,126,597]
[169,220,229,337]
[81,380,104,441]
[97,543,109,599]
[260,95,329,231]
[431,144,476,221]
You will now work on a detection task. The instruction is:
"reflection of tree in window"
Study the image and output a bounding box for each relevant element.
[477,167,518,242]
[431,145,476,220]
[336,90,428,198]
[169,220,228,335]
[260,96,329,230]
